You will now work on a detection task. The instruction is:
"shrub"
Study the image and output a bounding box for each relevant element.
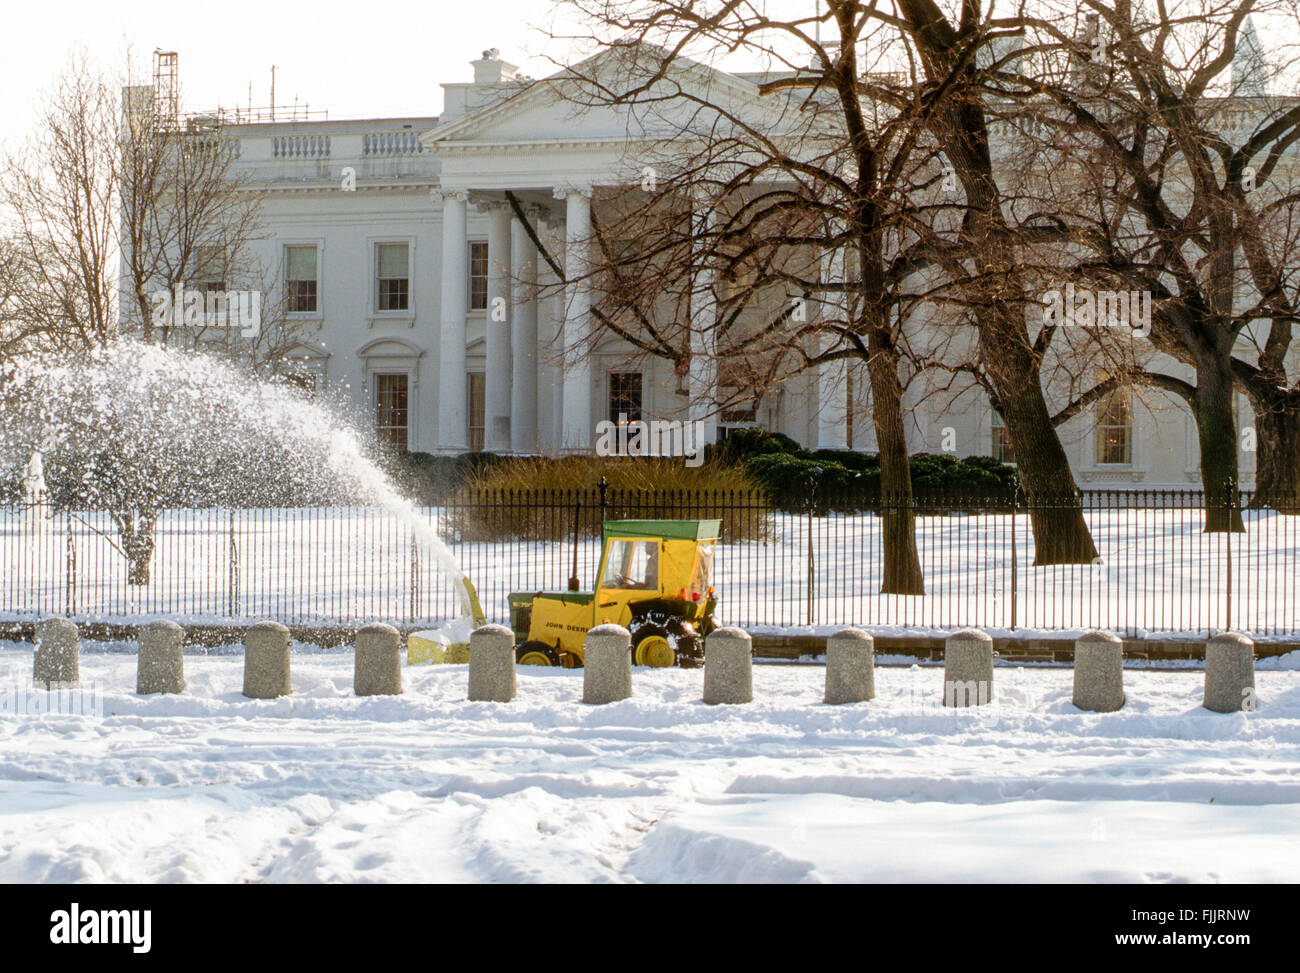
[810,448,881,473]
[744,448,1016,510]
[386,451,507,502]
[707,428,803,464]
[745,454,868,505]
[908,453,1017,499]
[443,454,772,542]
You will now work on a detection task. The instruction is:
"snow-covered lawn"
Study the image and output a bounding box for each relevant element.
[4,506,1299,637]
[2,642,1298,883]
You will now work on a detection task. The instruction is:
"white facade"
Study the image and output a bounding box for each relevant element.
[195,47,1289,489]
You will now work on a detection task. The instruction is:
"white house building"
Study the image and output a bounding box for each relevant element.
[140,43,1297,489]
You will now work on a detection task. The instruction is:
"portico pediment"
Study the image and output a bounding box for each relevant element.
[423,42,770,152]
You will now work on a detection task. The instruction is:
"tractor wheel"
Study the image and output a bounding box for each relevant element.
[631,625,676,668]
[675,632,704,669]
[516,641,561,667]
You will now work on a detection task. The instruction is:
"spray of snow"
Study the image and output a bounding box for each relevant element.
[0,341,472,618]
[322,424,473,613]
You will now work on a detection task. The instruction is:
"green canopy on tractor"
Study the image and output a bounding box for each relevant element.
[601,519,721,542]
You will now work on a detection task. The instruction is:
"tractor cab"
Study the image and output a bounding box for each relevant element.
[507,519,720,668]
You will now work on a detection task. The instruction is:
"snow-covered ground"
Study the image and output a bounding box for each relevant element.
[3,506,1298,637]
[2,641,1298,883]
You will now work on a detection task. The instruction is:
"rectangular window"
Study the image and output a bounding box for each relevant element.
[193,246,226,293]
[467,373,486,452]
[991,411,1015,464]
[468,241,489,311]
[720,407,758,424]
[609,372,643,424]
[718,360,759,436]
[286,245,318,313]
[1096,390,1132,465]
[376,243,409,312]
[375,373,409,451]
[600,539,659,591]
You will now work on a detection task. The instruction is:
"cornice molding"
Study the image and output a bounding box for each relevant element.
[239,180,438,195]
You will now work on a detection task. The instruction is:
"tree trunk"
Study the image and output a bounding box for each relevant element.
[890,10,1100,565]
[115,510,157,585]
[1193,355,1246,532]
[866,327,925,595]
[978,324,1100,565]
[1245,387,1300,513]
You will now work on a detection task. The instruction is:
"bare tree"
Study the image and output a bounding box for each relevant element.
[550,0,1119,576]
[866,0,1101,561]
[1017,0,1300,526]
[1,51,314,581]
[545,4,967,592]
[1,53,120,351]
[118,91,272,352]
[0,237,48,363]
[1236,167,1300,509]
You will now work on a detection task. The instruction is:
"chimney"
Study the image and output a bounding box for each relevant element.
[472,48,517,85]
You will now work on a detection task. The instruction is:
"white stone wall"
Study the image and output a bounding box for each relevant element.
[127,51,1298,491]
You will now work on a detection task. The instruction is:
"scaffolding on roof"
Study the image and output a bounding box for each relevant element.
[152,50,179,131]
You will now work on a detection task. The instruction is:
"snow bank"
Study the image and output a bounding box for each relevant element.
[1,643,1297,883]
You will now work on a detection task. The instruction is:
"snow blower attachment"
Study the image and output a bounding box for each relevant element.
[507,519,720,668]
[407,576,487,664]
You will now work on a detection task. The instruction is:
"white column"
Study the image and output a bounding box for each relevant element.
[437,188,469,454]
[544,217,565,455]
[555,185,593,452]
[481,198,513,453]
[510,205,542,454]
[817,245,850,451]
[688,203,718,444]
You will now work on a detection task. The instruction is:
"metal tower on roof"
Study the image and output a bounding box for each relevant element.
[153,49,179,132]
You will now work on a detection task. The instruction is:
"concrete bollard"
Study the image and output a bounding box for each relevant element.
[137,619,186,695]
[467,624,516,703]
[1072,630,1124,712]
[944,628,993,707]
[243,620,291,699]
[354,622,402,697]
[1204,632,1256,713]
[582,624,633,704]
[703,627,753,705]
[824,628,875,704]
[33,618,80,689]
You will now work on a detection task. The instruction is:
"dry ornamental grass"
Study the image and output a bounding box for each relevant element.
[442,456,773,543]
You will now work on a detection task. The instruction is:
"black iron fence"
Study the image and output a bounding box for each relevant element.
[1,487,1296,637]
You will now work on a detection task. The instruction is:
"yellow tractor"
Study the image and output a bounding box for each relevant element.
[507,519,720,668]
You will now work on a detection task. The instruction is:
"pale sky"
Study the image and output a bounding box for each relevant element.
[0,0,841,153]
[2,1,1294,155]
[0,0,598,152]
